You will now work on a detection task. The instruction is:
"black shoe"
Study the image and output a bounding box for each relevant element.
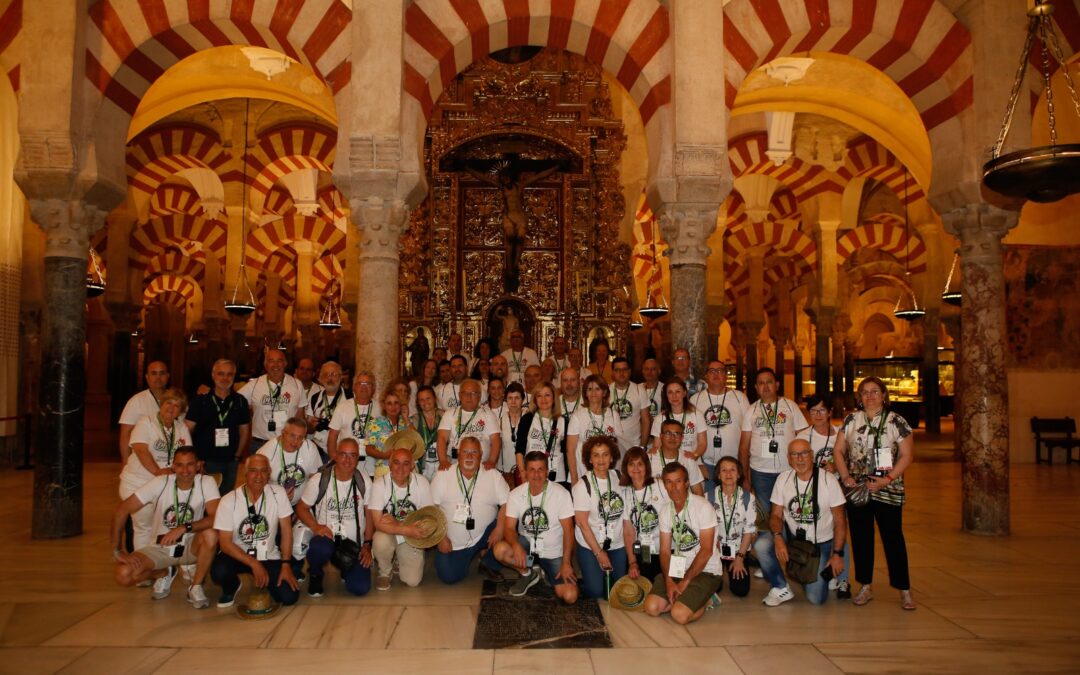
[479,563,504,582]
[308,575,324,598]
[836,580,851,600]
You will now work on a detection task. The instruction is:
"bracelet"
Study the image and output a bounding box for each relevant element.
[885,475,895,483]
[363,539,373,546]
[629,560,639,566]
[185,523,193,533]
[735,551,745,558]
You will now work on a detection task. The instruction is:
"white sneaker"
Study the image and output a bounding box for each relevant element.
[180,564,196,584]
[828,577,839,591]
[187,584,210,609]
[151,567,177,600]
[753,569,764,579]
[762,585,795,607]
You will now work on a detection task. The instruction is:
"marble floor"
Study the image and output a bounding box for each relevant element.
[2,435,1079,674]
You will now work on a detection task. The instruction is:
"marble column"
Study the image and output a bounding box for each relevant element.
[942,204,1017,536]
[657,203,722,379]
[29,200,103,538]
[813,308,835,397]
[921,308,942,433]
[773,329,790,398]
[350,195,407,390]
[832,313,851,409]
[793,340,804,402]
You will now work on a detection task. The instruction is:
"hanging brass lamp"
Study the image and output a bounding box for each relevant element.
[983,1,1080,203]
[224,99,258,317]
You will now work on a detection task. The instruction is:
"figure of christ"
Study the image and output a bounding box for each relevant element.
[467,162,560,292]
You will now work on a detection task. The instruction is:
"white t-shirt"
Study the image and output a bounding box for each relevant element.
[517,413,568,482]
[769,469,847,543]
[438,405,499,461]
[304,387,351,450]
[622,481,669,548]
[238,374,306,440]
[649,450,705,487]
[329,399,381,474]
[256,438,325,505]
[368,473,433,521]
[797,424,841,474]
[567,407,627,479]
[711,486,756,557]
[214,484,293,560]
[498,409,527,473]
[505,481,575,559]
[659,494,722,576]
[431,467,509,550]
[134,474,220,540]
[649,409,707,458]
[435,381,463,411]
[641,384,663,419]
[741,397,809,474]
[691,388,750,463]
[299,470,373,542]
[119,389,177,426]
[121,415,193,490]
[501,347,540,384]
[571,472,626,550]
[609,382,648,449]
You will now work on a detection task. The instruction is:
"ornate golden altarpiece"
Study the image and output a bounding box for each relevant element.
[399,49,633,372]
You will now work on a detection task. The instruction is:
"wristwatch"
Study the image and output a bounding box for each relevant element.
[832,547,844,556]
[184,523,193,533]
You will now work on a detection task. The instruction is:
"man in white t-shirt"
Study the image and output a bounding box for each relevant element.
[643,461,721,625]
[255,417,324,505]
[327,371,381,476]
[494,451,579,604]
[754,438,847,607]
[304,361,351,458]
[368,448,435,590]
[437,379,501,470]
[295,358,319,401]
[650,419,705,497]
[610,356,650,449]
[436,355,469,410]
[210,454,300,608]
[501,329,540,385]
[431,437,509,584]
[641,358,663,420]
[739,367,809,514]
[692,360,750,501]
[544,335,571,375]
[110,447,220,609]
[117,360,171,465]
[238,349,306,454]
[294,438,374,597]
[672,347,705,397]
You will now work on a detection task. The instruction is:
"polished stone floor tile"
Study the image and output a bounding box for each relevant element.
[726,644,844,675]
[154,647,495,674]
[387,606,477,649]
[261,605,404,649]
[915,594,1080,641]
[58,647,177,674]
[0,646,88,673]
[598,605,695,648]
[591,647,741,674]
[494,649,594,675]
[0,603,107,646]
[817,638,1080,673]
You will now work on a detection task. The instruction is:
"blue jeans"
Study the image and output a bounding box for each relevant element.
[576,546,628,599]
[753,529,835,605]
[434,521,500,585]
[702,463,717,504]
[210,553,300,605]
[306,535,371,596]
[750,469,780,516]
[517,535,568,585]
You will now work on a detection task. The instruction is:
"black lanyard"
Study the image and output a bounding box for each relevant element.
[507,410,521,444]
[760,400,780,438]
[243,486,265,523]
[526,483,549,547]
[707,389,729,423]
[538,414,557,453]
[331,477,358,533]
[386,476,411,517]
[321,389,342,421]
[591,473,612,538]
[632,484,651,535]
[267,380,284,413]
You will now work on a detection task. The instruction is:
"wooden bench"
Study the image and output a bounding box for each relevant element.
[1031,417,1080,464]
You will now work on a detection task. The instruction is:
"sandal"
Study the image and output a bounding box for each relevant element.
[853,584,873,606]
[900,590,916,611]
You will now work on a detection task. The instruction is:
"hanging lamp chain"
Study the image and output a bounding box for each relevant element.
[993,14,1039,159]
[1041,10,1080,136]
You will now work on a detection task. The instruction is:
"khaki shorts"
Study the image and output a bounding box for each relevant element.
[649,572,722,612]
[138,542,198,570]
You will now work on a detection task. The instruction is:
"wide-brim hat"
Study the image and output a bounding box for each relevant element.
[609,575,652,612]
[387,429,426,461]
[235,589,281,620]
[403,505,447,548]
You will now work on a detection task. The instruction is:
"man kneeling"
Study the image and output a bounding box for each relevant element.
[644,462,722,625]
[493,451,579,604]
[211,454,300,607]
[294,438,375,597]
[110,446,220,608]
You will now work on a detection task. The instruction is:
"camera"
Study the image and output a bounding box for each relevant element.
[632,541,642,557]
[713,436,722,448]
[267,420,276,432]
[795,527,806,541]
[721,544,732,558]
[315,418,330,432]
[602,537,611,551]
[768,439,779,453]
[465,517,475,531]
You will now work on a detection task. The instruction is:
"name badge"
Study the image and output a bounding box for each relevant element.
[874,446,894,472]
[255,539,269,561]
[641,532,657,550]
[668,553,688,578]
[453,503,470,525]
[395,534,406,546]
[215,428,230,448]
[272,410,288,428]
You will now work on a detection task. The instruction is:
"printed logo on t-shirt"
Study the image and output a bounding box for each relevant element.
[585,425,616,439]
[351,414,369,439]
[238,515,269,544]
[611,398,634,420]
[279,464,307,489]
[385,497,417,521]
[787,492,818,525]
[754,409,790,429]
[326,494,357,518]
[672,524,700,553]
[647,397,660,418]
[703,405,732,429]
[163,503,193,528]
[598,490,625,523]
[260,391,293,407]
[521,506,551,536]
[631,502,659,535]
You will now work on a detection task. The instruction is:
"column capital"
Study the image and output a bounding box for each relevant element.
[105,302,142,333]
[942,204,1018,249]
[833,312,853,337]
[29,198,108,260]
[655,202,722,267]
[349,195,409,262]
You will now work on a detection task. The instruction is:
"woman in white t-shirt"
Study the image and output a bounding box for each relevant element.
[572,436,627,598]
[649,377,707,464]
[499,383,527,479]
[515,382,567,484]
[566,374,627,484]
[712,456,756,599]
[620,445,668,582]
[412,386,442,481]
[120,388,193,550]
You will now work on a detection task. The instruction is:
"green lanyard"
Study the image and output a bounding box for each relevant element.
[867,410,889,448]
[527,482,549,547]
[212,394,233,426]
[267,380,283,414]
[670,500,690,550]
[331,477,356,530]
[157,415,176,463]
[173,478,194,525]
[719,487,740,539]
[417,410,438,447]
[588,409,607,435]
[632,484,651,535]
[511,351,523,372]
[276,440,293,478]
[456,406,479,436]
[612,385,629,407]
[388,477,411,519]
[591,473,611,537]
[352,400,372,438]
[562,397,579,420]
[243,486,265,521]
[457,467,478,509]
[320,389,342,421]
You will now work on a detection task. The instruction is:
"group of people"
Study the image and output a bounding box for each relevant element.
[110,331,917,624]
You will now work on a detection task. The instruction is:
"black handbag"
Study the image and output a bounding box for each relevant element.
[785,469,820,585]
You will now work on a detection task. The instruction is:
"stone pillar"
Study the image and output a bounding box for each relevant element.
[832,313,851,409]
[773,329,790,398]
[942,204,1017,536]
[106,303,139,422]
[85,306,113,458]
[813,309,835,397]
[29,200,104,537]
[705,304,724,362]
[738,323,762,376]
[844,338,857,398]
[793,339,805,402]
[921,308,942,433]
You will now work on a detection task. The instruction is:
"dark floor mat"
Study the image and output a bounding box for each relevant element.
[472,578,612,649]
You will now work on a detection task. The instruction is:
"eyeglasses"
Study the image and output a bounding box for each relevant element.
[673,356,689,361]
[338,453,360,460]
[809,408,829,415]
[789,451,812,458]
[661,431,682,437]
[706,368,724,374]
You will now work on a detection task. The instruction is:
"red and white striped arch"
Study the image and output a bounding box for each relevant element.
[728,133,842,201]
[318,185,347,222]
[127,124,229,195]
[248,122,337,199]
[631,195,666,304]
[836,218,927,273]
[723,220,819,270]
[149,185,203,216]
[85,0,352,116]
[0,0,20,92]
[263,185,295,216]
[1028,6,1080,108]
[311,251,342,297]
[143,273,199,309]
[839,135,925,204]
[404,0,672,124]
[722,0,974,131]
[245,214,345,270]
[726,256,813,300]
[129,213,228,268]
[145,249,206,284]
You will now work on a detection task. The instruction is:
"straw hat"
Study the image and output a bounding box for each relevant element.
[386,429,426,461]
[235,589,281,620]
[402,505,447,548]
[608,575,652,612]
